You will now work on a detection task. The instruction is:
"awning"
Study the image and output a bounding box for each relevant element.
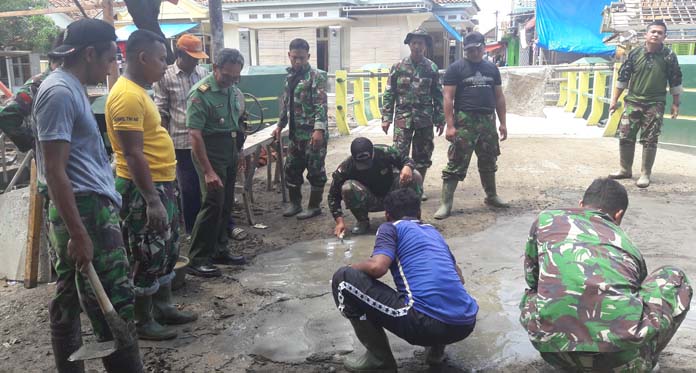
[524,16,536,30]
[485,42,503,52]
[116,23,198,42]
[434,15,463,43]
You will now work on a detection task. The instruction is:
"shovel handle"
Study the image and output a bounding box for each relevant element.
[85,262,116,315]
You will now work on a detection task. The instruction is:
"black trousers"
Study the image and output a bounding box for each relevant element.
[331,266,475,346]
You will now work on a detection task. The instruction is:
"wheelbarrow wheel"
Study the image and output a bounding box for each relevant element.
[243,93,264,135]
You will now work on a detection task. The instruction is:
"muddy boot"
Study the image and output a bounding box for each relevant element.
[424,344,446,365]
[480,172,509,208]
[283,186,303,217]
[609,141,635,179]
[344,319,397,373]
[297,186,323,220]
[134,295,177,341]
[152,283,198,325]
[350,209,370,235]
[101,335,144,373]
[50,318,85,373]
[417,168,428,201]
[434,178,458,220]
[636,146,657,188]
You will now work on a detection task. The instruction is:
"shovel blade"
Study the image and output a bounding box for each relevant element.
[68,341,117,361]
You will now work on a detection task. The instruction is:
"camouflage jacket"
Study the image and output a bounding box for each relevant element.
[0,70,50,152]
[328,145,415,219]
[617,45,683,104]
[381,57,444,129]
[519,208,667,353]
[278,64,328,141]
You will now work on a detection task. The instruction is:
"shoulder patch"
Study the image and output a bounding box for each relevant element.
[198,84,210,93]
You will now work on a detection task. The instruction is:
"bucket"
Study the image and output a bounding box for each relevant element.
[172,256,190,290]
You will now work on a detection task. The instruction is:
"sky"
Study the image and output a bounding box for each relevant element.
[476,0,513,38]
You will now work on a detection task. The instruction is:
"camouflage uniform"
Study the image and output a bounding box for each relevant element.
[0,70,51,152]
[278,64,329,188]
[115,177,180,296]
[47,194,135,340]
[381,56,444,170]
[328,145,419,220]
[520,208,692,371]
[442,111,500,180]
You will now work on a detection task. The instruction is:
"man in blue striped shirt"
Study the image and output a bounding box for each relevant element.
[331,188,478,372]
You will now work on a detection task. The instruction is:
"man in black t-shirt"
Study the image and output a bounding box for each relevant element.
[434,31,509,220]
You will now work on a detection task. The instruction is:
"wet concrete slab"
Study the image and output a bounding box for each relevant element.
[221,192,696,371]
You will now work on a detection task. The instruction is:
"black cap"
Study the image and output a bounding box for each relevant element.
[49,19,117,58]
[351,137,374,171]
[463,31,485,50]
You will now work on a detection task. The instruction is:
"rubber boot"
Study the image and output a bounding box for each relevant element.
[609,141,635,179]
[424,344,446,366]
[636,146,657,188]
[134,295,178,341]
[50,318,85,373]
[101,334,144,373]
[152,282,198,325]
[350,209,370,235]
[417,168,428,201]
[297,186,323,220]
[283,186,303,217]
[434,179,458,220]
[480,172,509,208]
[344,319,397,373]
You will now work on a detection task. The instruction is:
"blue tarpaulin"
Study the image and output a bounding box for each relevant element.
[116,23,198,42]
[536,0,614,56]
[435,15,463,43]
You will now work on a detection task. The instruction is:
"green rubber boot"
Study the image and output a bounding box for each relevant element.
[297,186,323,220]
[134,295,177,341]
[480,172,509,208]
[636,146,657,188]
[283,186,303,217]
[609,141,635,179]
[344,319,397,373]
[434,178,458,220]
[152,283,198,325]
[416,168,428,201]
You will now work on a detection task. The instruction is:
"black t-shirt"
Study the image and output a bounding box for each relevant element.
[443,58,501,114]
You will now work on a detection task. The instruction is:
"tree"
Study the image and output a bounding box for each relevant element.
[0,0,59,53]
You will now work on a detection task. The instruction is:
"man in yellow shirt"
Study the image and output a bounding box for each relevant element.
[106,29,197,341]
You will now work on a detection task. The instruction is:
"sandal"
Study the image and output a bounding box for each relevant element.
[229,227,248,241]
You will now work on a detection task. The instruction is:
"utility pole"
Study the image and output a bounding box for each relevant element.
[494,10,499,41]
[208,0,224,61]
[102,0,119,89]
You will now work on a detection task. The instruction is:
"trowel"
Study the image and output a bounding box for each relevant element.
[68,262,135,362]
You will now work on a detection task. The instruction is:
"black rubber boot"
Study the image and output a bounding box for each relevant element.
[434,178,458,219]
[283,186,303,217]
[416,168,428,201]
[425,344,446,365]
[480,172,509,208]
[50,317,85,373]
[350,209,370,235]
[101,332,144,373]
[636,146,657,188]
[344,319,397,372]
[134,295,178,341]
[153,283,198,325]
[297,186,323,220]
[609,140,635,179]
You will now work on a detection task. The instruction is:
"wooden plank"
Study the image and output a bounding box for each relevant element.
[24,161,43,289]
[0,3,124,18]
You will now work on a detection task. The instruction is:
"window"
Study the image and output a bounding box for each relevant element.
[262,13,271,19]
[304,12,313,17]
[318,11,327,17]
[249,14,258,19]
[290,12,299,18]
[448,15,456,20]
[276,13,285,18]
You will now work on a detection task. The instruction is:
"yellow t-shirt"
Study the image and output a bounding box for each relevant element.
[106,77,176,182]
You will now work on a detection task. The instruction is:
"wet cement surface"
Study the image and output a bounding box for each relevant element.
[211,192,696,371]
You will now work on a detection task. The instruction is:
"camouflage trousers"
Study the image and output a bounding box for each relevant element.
[393,119,435,170]
[619,101,665,147]
[285,135,328,188]
[442,111,500,181]
[116,177,180,296]
[539,266,692,372]
[341,170,422,219]
[47,193,134,341]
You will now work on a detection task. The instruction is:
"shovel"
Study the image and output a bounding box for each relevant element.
[68,262,135,361]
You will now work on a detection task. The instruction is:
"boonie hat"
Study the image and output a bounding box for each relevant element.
[351,137,374,171]
[177,34,209,59]
[49,19,117,58]
[404,28,433,46]
[463,31,485,50]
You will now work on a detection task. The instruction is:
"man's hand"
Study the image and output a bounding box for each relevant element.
[204,170,223,191]
[609,101,618,114]
[499,124,508,141]
[310,129,324,150]
[445,126,456,142]
[381,121,391,134]
[334,217,346,238]
[436,125,445,136]
[671,103,679,119]
[68,232,94,272]
[271,126,282,143]
[399,166,413,185]
[145,197,168,234]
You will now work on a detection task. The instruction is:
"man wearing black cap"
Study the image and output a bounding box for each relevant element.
[32,19,143,372]
[434,31,509,220]
[328,137,421,236]
[381,28,444,202]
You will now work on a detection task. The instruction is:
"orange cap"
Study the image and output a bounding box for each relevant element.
[176,33,208,59]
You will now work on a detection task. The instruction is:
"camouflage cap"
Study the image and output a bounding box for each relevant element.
[404,28,433,46]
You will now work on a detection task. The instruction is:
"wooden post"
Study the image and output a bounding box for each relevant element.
[24,161,43,289]
[208,0,224,60]
[102,0,119,89]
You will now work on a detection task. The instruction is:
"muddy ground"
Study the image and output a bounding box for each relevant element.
[2,110,696,372]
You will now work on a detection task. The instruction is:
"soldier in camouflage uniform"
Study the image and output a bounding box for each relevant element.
[272,38,328,220]
[106,30,197,341]
[520,178,692,372]
[329,137,421,236]
[381,28,444,201]
[609,20,683,188]
[434,31,509,220]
